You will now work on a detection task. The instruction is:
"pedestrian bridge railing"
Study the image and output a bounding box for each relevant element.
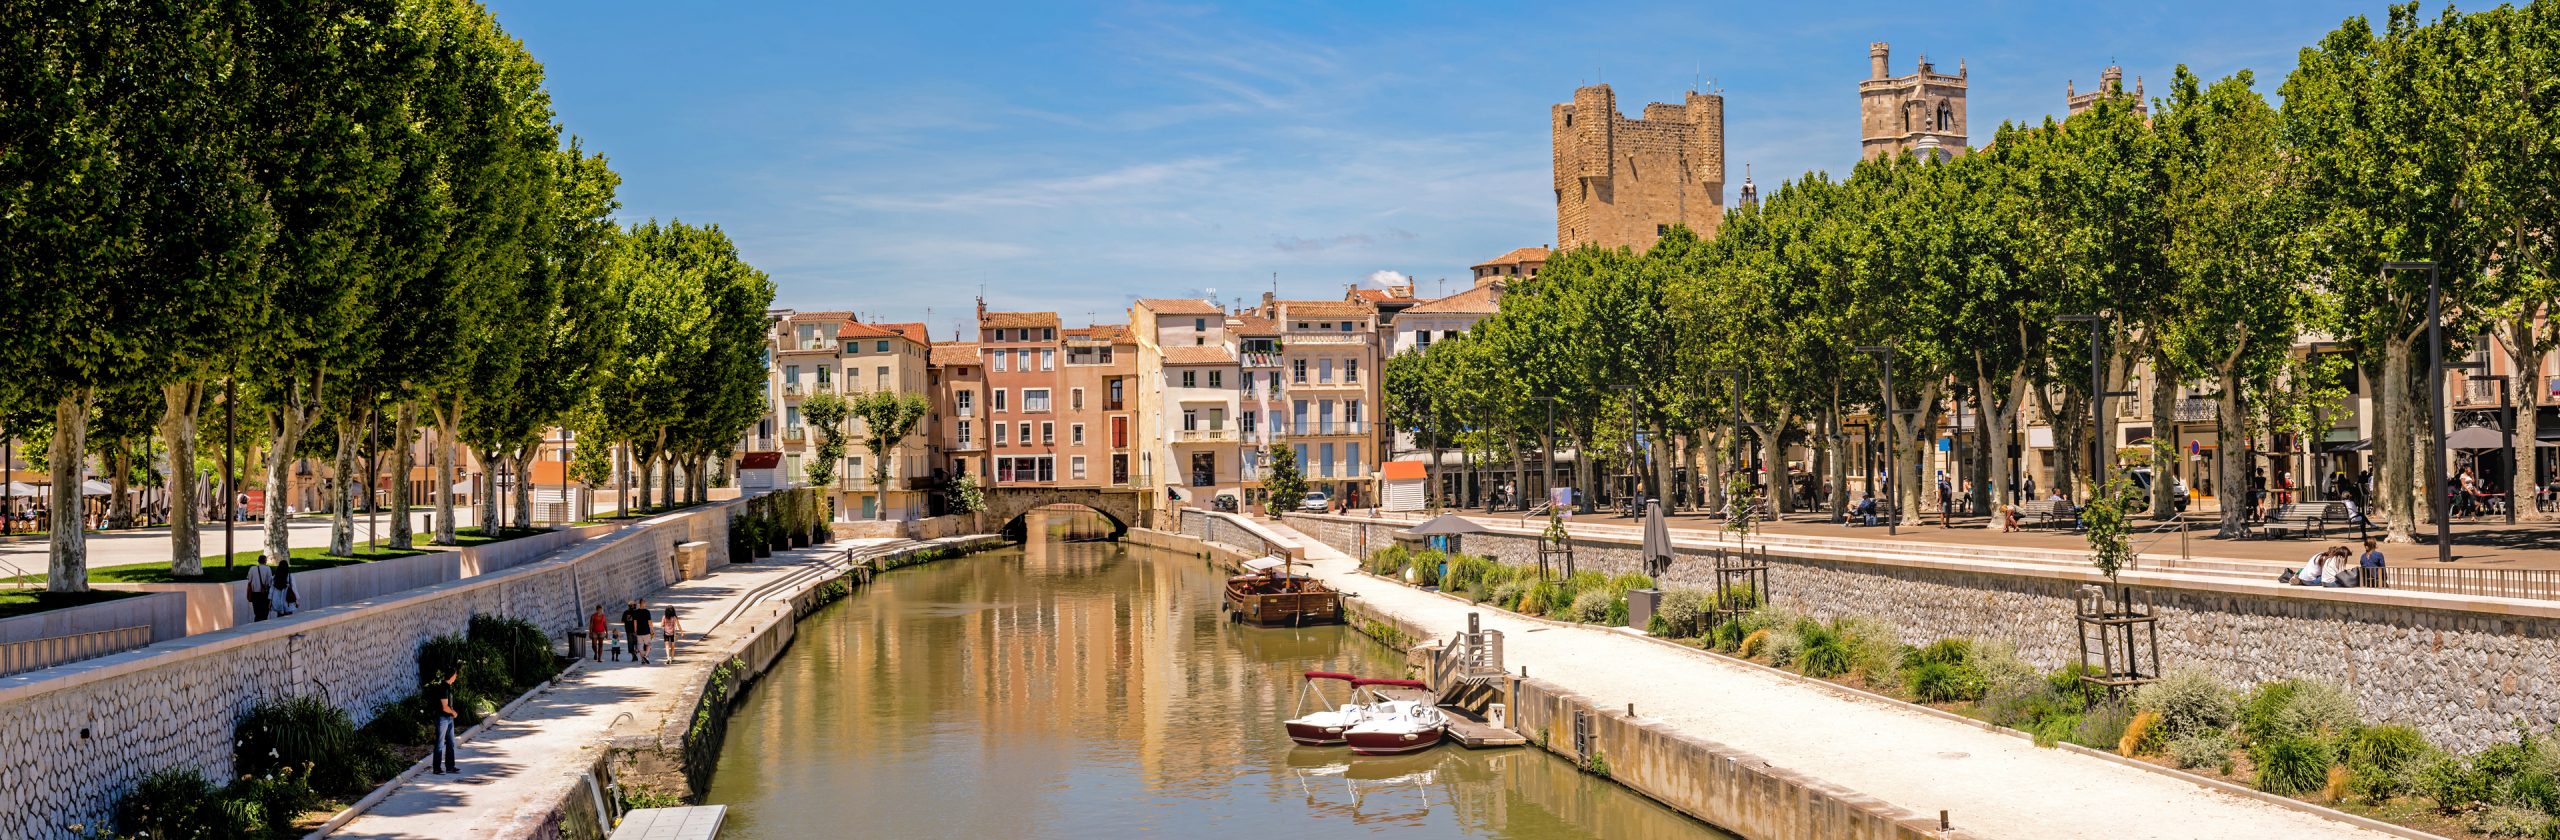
[0,625,151,677]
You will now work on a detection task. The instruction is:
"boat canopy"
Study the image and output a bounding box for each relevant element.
[1350,678,1429,689]
[1244,556,1287,572]
[1303,671,1360,682]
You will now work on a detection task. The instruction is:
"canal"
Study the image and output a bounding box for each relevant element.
[703,534,1734,839]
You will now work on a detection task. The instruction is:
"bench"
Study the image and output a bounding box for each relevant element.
[2260,502,2350,539]
[2016,500,2079,530]
[1725,499,1771,522]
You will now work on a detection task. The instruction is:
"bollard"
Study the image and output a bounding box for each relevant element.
[1939,810,1950,830]
[1627,703,1635,717]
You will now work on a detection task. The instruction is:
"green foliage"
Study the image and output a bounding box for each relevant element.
[2080,474,2144,579]
[2418,749,2496,813]
[946,472,986,514]
[2133,668,2240,741]
[1656,588,1708,638]
[1442,554,1501,593]
[2170,733,2239,774]
[2254,736,2341,797]
[469,613,560,692]
[2466,806,2558,838]
[2047,663,2109,709]
[798,391,850,488]
[1794,621,1851,678]
[1261,443,1307,516]
[234,696,357,789]
[2345,724,2434,803]
[228,771,320,837]
[2069,701,2138,751]
[2238,679,2360,745]
[1566,590,1613,624]
[117,768,255,840]
[1833,617,1903,682]
[1903,661,1985,704]
[360,695,432,749]
[846,391,932,519]
[1517,580,1563,617]
[1490,580,1531,613]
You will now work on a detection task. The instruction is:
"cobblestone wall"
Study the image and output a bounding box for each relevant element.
[0,502,736,839]
[1283,513,2560,753]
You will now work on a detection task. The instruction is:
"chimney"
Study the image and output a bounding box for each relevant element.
[1870,42,1890,79]
[1261,290,1276,317]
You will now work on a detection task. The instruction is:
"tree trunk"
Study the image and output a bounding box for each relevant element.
[2149,349,2179,520]
[433,395,461,544]
[1825,405,1848,522]
[2215,363,2252,538]
[2510,312,2541,518]
[106,442,134,529]
[1703,428,1726,515]
[160,382,205,575]
[514,450,535,530]
[47,391,93,592]
[1891,384,1941,525]
[391,402,414,547]
[328,417,357,556]
[1573,427,1595,513]
[1760,415,1788,514]
[264,401,313,568]
[2380,338,2417,543]
[636,451,653,512]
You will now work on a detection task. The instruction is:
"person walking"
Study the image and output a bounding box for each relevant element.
[245,556,275,622]
[272,556,300,617]
[622,599,653,664]
[1935,471,1953,527]
[587,605,609,661]
[659,605,685,661]
[427,668,460,774]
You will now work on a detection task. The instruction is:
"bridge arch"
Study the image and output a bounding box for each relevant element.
[982,486,1149,540]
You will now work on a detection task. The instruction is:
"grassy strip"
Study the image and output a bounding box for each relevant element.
[0,588,140,620]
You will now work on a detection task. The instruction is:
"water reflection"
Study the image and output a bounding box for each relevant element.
[704,527,1731,840]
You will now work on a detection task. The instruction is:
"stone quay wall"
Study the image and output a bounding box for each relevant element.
[0,500,739,839]
[1285,512,2560,753]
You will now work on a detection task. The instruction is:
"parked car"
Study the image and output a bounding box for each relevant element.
[1211,495,1238,512]
[1300,491,1331,512]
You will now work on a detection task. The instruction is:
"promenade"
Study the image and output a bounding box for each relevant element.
[326,536,915,840]
[0,509,472,579]
[1247,516,2401,840]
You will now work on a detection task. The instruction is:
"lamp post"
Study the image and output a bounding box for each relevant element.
[1608,384,1642,513]
[2384,261,2453,562]
[1541,395,1562,512]
[2060,315,2138,504]
[223,369,235,569]
[1855,346,1901,535]
[1707,369,1744,509]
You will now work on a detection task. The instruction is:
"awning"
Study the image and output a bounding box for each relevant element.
[80,480,113,496]
[2325,438,2372,453]
[1,481,39,497]
[736,452,782,469]
[2446,425,2510,450]
[1403,513,1489,537]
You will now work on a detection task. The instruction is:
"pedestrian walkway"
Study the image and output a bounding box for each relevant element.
[1249,517,2400,840]
[326,537,910,840]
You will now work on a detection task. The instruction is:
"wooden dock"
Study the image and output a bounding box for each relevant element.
[609,805,727,840]
[1372,687,1525,748]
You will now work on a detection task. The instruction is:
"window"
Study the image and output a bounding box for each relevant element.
[786,364,801,384]
[1041,422,1053,444]
[957,420,973,447]
[993,389,1008,411]
[1268,371,1281,392]
[876,340,890,353]
[1292,400,1309,435]
[1319,400,1336,434]
[1182,370,1197,388]
[1195,336,1205,346]
[815,367,831,386]
[1018,423,1032,445]
[1107,379,1124,410]
[1345,359,1358,383]
[786,453,801,478]
[1023,389,1051,412]
[1111,416,1128,448]
[1040,456,1054,481]
[875,366,888,391]
[1241,411,1257,434]
[1194,317,1207,331]
[957,390,975,417]
[1295,444,1309,474]
[1346,400,1363,424]
[846,456,863,485]
[1319,359,1334,383]
[1016,349,1030,369]
[994,422,1008,447]
[1072,456,1088,480]
[1208,370,1223,388]
[1348,443,1362,476]
[1071,423,1085,445]
[1070,387,1085,411]
[1044,328,1056,341]
[1293,359,1308,384]
[1207,407,1225,430]
[1041,349,1054,371]
[1318,443,1336,478]
[785,406,801,428]
[993,351,1008,372]
[1111,454,1129,484]
[1183,409,1198,432]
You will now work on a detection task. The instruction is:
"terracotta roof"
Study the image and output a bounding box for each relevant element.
[1350,288,1420,304]
[1276,300,1373,319]
[784,310,855,321]
[1160,345,1237,365]
[1402,283,1501,315]
[930,342,983,366]
[1381,460,1427,480]
[1136,298,1223,315]
[1227,314,1280,335]
[980,311,1059,329]
[838,321,929,344]
[1472,246,1550,269]
[1068,324,1132,343]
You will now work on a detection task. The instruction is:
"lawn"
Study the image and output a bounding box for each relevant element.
[0,588,141,620]
[574,501,705,526]
[4,527,556,585]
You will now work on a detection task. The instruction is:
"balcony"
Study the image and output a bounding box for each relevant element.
[1286,334,1367,345]
[1174,427,1238,444]
[2461,378,2501,405]
[2173,398,2217,423]
[784,426,807,442]
[1241,352,1282,368]
[948,440,984,452]
[811,380,835,394]
[1289,378,1365,391]
[1288,421,1368,436]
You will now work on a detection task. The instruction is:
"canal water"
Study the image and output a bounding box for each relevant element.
[703,534,1734,839]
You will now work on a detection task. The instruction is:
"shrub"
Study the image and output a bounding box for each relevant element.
[360,694,431,747]
[2047,663,2107,709]
[1737,628,1773,659]
[2170,732,2238,774]
[2253,736,2340,796]
[470,613,558,691]
[1365,546,1411,576]
[1657,589,1708,638]
[1905,661,1985,703]
[2119,710,2160,756]
[2133,668,2239,742]
[235,696,359,790]
[1518,581,1563,617]
[1412,552,1445,587]
[2344,724,2433,803]
[1833,617,1903,682]
[2069,701,2137,751]
[1564,570,1608,593]
[1712,580,1762,611]
[2466,805,2556,838]
[1444,555,1500,592]
[1490,581,1531,613]
[1603,572,1655,598]
[1981,677,2071,732]
[118,767,255,840]
[1763,629,1802,667]
[1903,638,1972,669]
[1796,622,1851,678]
[1566,590,1614,624]
[2417,750,2493,813]
[1603,596,1629,626]
[2239,679,2359,746]
[2032,712,2083,747]
[229,771,320,836]
[1969,640,2038,700]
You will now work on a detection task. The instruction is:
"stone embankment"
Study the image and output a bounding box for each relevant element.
[1165,510,2411,840]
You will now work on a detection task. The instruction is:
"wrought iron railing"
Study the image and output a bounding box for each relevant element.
[2371,566,2560,601]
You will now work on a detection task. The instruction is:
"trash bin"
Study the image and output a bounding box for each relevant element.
[566,630,588,660]
[1625,588,1662,632]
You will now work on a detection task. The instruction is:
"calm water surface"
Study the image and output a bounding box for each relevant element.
[704,533,1733,840]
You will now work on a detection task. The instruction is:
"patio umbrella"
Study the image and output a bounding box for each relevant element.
[2445,425,2507,450]
[1641,499,1674,577]
[1,481,37,498]
[80,479,113,496]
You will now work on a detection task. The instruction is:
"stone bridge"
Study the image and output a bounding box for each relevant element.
[983,486,1152,537]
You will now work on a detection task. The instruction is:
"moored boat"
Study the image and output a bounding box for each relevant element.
[1226,556,1342,626]
[1282,671,1365,746]
[1344,688,1448,756]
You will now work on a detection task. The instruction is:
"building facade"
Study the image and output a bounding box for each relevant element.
[1552,84,1726,251]
[977,306,1064,488]
[835,321,933,520]
[1273,299,1381,508]
[1859,42,1968,161]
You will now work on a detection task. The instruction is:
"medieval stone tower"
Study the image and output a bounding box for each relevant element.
[1551,84,1726,252]
[2066,65,2147,117]
[1858,42,1969,161]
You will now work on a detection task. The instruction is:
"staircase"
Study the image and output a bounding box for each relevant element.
[1420,613,1525,747]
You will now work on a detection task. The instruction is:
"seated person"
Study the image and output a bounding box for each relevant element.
[1854,493,1879,526]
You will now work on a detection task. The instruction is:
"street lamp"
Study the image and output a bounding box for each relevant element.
[1609,384,1644,513]
[1540,395,1563,513]
[2384,261,2454,562]
[2060,314,2139,503]
[1854,346,1902,536]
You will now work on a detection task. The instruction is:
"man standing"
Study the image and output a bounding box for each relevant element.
[245,556,274,622]
[621,599,652,664]
[427,669,460,774]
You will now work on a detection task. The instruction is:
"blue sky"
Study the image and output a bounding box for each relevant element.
[487,0,2372,339]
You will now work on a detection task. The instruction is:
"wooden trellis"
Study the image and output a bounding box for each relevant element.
[2075,584,2161,696]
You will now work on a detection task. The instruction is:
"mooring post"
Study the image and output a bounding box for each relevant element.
[1939,810,1950,830]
